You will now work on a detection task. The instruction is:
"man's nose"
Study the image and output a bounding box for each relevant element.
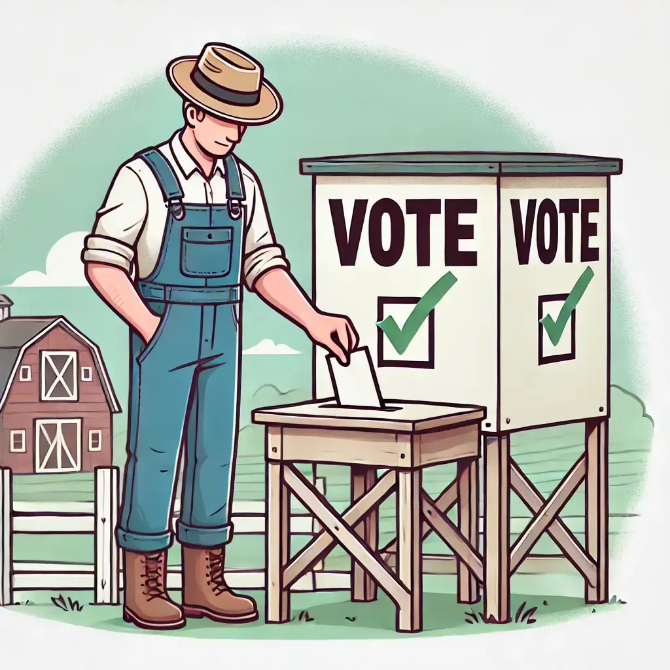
[227,125,242,143]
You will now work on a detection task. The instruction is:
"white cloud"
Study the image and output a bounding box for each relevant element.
[9,231,88,287]
[243,338,300,355]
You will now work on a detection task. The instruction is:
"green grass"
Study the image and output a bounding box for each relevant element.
[5,575,626,639]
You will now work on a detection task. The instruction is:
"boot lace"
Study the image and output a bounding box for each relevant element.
[207,551,227,595]
[142,552,166,601]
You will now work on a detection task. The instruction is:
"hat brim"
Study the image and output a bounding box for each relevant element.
[168,57,282,125]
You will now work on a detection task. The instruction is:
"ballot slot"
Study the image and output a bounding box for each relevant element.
[326,346,398,410]
[318,401,402,412]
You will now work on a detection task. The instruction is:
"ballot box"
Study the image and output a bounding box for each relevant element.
[300,153,622,434]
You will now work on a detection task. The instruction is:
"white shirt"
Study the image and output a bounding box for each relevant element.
[82,130,289,289]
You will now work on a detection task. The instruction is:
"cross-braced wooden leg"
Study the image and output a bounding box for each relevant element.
[484,435,510,623]
[351,466,378,602]
[457,457,480,604]
[585,418,609,604]
[267,459,290,623]
[397,469,422,633]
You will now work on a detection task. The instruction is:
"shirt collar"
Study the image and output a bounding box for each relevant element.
[170,130,226,179]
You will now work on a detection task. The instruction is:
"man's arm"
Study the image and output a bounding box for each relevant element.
[85,263,159,344]
[83,163,158,344]
[243,169,359,364]
[255,268,358,365]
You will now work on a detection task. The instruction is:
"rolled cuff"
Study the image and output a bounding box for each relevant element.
[116,526,173,553]
[176,520,233,547]
[244,244,290,291]
[82,234,135,274]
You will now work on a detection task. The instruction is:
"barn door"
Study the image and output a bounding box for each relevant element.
[35,419,81,473]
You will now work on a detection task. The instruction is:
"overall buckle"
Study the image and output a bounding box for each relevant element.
[227,199,242,220]
[168,198,185,221]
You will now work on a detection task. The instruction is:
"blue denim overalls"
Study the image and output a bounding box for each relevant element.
[117,147,245,553]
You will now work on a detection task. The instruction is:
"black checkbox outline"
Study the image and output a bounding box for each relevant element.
[538,292,577,366]
[377,295,436,369]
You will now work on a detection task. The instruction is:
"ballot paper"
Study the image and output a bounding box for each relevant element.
[326,346,384,408]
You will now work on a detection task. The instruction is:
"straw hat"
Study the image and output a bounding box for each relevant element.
[167,43,282,125]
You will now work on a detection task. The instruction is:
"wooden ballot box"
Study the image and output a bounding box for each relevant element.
[253,400,485,634]
[300,152,622,623]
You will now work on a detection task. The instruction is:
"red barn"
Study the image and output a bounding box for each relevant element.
[0,295,120,474]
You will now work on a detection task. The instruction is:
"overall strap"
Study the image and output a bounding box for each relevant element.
[224,154,245,220]
[135,148,185,220]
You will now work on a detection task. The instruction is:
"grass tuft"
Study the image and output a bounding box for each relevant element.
[51,594,83,612]
[465,601,539,626]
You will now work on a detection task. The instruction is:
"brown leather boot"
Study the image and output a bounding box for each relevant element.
[123,550,185,630]
[182,546,258,623]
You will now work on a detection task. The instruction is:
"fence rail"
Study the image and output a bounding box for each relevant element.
[0,466,332,606]
[0,465,638,607]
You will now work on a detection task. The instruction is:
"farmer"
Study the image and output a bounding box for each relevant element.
[83,42,358,630]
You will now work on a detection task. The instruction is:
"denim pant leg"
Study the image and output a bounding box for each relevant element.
[177,316,239,547]
[117,311,197,553]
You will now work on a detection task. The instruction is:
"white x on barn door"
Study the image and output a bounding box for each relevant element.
[35,419,81,473]
[41,351,78,401]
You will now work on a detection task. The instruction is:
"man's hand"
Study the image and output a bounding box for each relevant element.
[254,268,360,364]
[305,312,359,365]
[138,313,162,345]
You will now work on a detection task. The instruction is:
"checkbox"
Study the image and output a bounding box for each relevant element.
[377,296,435,369]
[538,293,576,365]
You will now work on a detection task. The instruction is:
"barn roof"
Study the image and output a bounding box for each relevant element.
[0,295,13,306]
[0,318,58,392]
[0,316,121,413]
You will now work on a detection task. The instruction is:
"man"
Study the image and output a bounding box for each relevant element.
[83,42,358,631]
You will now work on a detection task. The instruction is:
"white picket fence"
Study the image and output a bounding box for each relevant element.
[0,465,337,607]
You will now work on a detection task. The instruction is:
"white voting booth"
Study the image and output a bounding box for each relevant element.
[296,152,622,623]
[302,153,620,434]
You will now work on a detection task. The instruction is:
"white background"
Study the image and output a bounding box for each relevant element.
[1,1,669,668]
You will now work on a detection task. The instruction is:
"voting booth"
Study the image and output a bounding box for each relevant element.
[303,152,621,433]
[294,152,622,625]
[256,153,622,631]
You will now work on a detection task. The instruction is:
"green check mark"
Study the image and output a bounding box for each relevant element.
[540,266,595,347]
[377,272,458,355]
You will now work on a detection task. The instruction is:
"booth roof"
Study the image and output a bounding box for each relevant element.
[299,151,622,176]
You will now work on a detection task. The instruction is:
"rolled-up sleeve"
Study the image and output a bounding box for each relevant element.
[243,172,289,290]
[82,164,148,274]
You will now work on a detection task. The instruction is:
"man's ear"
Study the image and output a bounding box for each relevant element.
[240,125,247,136]
[184,104,197,128]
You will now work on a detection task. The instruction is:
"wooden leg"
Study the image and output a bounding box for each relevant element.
[351,466,378,602]
[484,435,510,623]
[585,418,609,604]
[397,469,422,633]
[457,458,480,604]
[266,460,290,623]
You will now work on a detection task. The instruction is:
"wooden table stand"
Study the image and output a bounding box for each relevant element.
[254,400,486,634]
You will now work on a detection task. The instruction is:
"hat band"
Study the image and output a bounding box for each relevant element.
[191,68,261,107]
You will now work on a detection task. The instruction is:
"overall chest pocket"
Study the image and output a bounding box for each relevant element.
[180,227,233,278]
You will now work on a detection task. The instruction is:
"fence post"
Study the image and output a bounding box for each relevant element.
[313,477,327,574]
[94,466,120,605]
[0,467,12,606]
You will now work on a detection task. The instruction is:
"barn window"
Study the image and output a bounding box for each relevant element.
[10,430,26,453]
[41,351,78,401]
[88,430,102,452]
[81,367,93,382]
[19,365,31,382]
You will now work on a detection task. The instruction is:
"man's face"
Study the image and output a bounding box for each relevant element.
[190,107,246,157]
